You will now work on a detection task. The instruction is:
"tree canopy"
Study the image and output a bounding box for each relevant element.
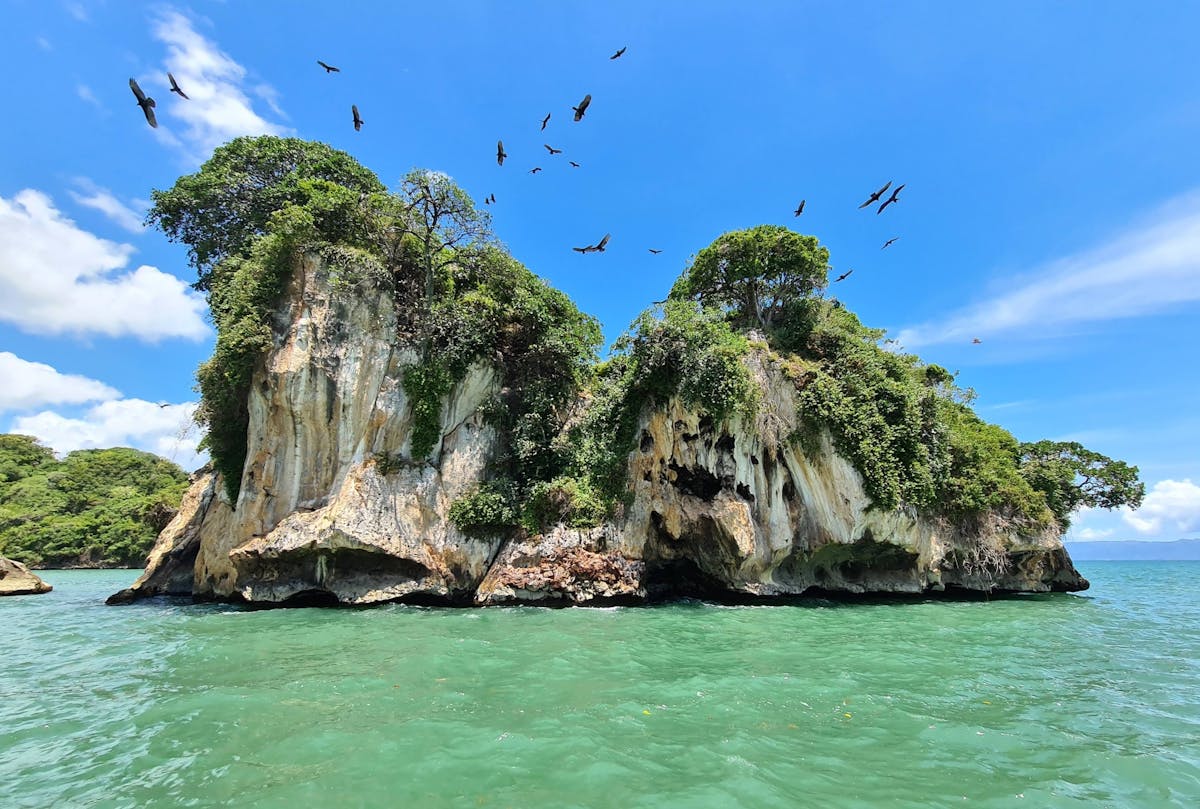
[669,225,831,330]
[148,136,385,290]
[0,438,189,568]
[1018,440,1145,529]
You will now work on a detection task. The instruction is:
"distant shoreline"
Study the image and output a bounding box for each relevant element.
[1065,538,1200,561]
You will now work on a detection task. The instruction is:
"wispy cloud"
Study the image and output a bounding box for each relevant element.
[149,9,289,161]
[1122,478,1200,536]
[36,36,53,51]
[0,351,120,413]
[64,2,88,22]
[897,191,1200,348]
[76,83,101,109]
[68,178,146,233]
[0,189,209,341]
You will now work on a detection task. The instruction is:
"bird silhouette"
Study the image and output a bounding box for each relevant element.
[794,200,806,217]
[529,167,542,174]
[167,73,189,99]
[352,105,363,131]
[317,60,340,73]
[541,113,550,131]
[573,233,611,253]
[573,93,592,121]
[858,181,892,209]
[972,338,982,344]
[649,249,662,254]
[157,402,170,408]
[489,193,496,204]
[128,78,157,128]
[610,46,627,60]
[544,144,563,155]
[496,140,507,166]
[568,160,580,168]
[834,270,854,282]
[877,184,905,214]
[882,238,899,249]
[484,195,493,205]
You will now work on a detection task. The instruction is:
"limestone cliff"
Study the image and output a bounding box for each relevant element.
[110,254,1086,607]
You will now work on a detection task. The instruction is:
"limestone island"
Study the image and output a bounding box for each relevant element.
[1,556,52,596]
[109,137,1144,607]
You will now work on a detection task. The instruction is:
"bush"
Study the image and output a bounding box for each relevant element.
[524,476,608,531]
[448,481,519,537]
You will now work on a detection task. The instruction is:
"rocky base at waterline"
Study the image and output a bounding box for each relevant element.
[1,556,53,596]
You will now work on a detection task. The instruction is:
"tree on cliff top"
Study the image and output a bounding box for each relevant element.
[1018,440,1144,530]
[148,136,385,291]
[668,225,830,330]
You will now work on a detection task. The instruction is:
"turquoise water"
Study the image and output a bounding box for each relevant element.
[2,564,1198,808]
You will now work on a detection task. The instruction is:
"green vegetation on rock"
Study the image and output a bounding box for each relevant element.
[151,136,1142,535]
[0,435,189,568]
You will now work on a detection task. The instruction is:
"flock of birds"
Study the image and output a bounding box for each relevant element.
[125,47,979,339]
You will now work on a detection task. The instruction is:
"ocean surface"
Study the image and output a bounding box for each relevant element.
[2,563,1197,808]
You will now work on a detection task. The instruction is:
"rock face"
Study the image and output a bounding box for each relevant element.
[1,557,52,596]
[113,254,1087,608]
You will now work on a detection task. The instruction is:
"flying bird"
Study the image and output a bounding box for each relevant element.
[573,233,611,253]
[882,237,899,249]
[610,46,627,60]
[858,181,892,209]
[484,195,493,205]
[834,269,853,282]
[972,338,982,344]
[877,184,905,214]
[317,60,340,73]
[488,193,496,204]
[794,200,806,217]
[497,140,507,166]
[573,93,592,121]
[167,72,189,99]
[529,167,542,174]
[648,249,662,254]
[541,113,550,131]
[544,144,563,155]
[157,402,170,408]
[128,78,157,128]
[352,105,363,131]
[568,160,580,168]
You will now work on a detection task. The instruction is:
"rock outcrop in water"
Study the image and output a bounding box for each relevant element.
[1,556,52,596]
[110,253,1087,607]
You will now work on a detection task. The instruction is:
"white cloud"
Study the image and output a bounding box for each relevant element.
[1074,527,1114,540]
[897,192,1200,347]
[68,178,146,233]
[12,400,207,472]
[1122,479,1200,536]
[151,10,289,160]
[0,352,120,413]
[65,2,88,22]
[36,36,53,51]
[76,84,101,108]
[0,189,209,341]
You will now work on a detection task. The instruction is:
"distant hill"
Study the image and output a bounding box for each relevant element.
[1065,538,1200,561]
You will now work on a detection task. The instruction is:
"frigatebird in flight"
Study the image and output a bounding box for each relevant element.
[544,144,562,155]
[794,200,806,217]
[877,184,905,214]
[129,78,157,128]
[167,73,189,99]
[317,60,340,73]
[529,167,542,174]
[568,161,580,168]
[834,269,854,282]
[497,140,506,165]
[352,105,363,131]
[882,238,899,249]
[541,113,551,131]
[573,93,592,121]
[858,181,892,209]
[649,249,662,254]
[610,46,627,60]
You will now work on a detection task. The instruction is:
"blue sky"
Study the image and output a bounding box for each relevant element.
[2,0,1198,541]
